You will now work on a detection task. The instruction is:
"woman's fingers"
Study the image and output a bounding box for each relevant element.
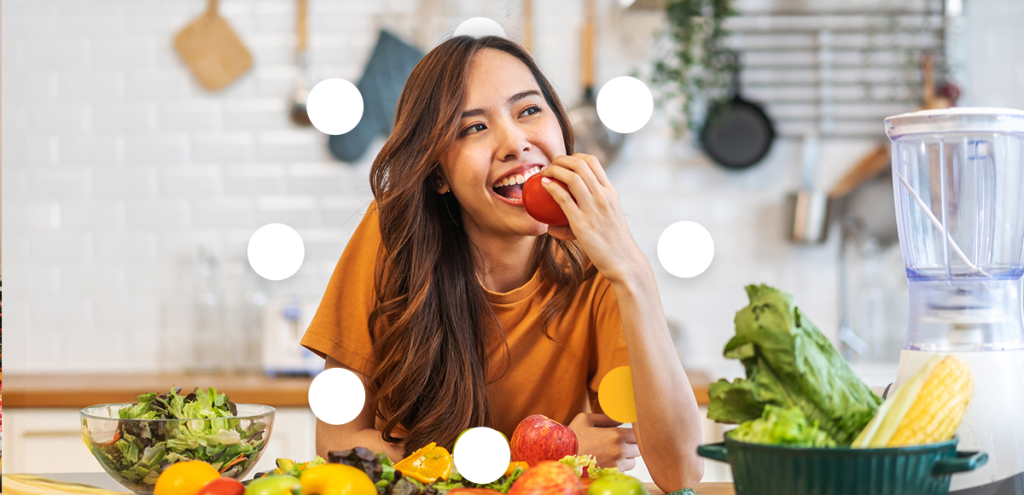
[588,413,624,428]
[574,153,612,188]
[540,176,584,219]
[546,224,576,241]
[621,441,641,460]
[545,155,605,206]
[617,426,637,444]
[541,165,593,213]
[616,457,638,472]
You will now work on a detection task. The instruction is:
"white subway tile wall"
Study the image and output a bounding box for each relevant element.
[5,0,1022,379]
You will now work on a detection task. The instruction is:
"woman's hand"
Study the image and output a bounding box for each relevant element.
[568,412,640,471]
[540,153,645,285]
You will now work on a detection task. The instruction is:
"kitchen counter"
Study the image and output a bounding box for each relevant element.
[3,371,713,408]
[4,473,735,495]
[3,373,316,408]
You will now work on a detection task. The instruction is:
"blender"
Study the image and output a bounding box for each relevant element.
[885,108,1024,494]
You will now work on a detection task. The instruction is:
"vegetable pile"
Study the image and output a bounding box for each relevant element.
[85,387,267,489]
[244,451,649,495]
[708,284,883,447]
[319,447,526,495]
[709,284,975,450]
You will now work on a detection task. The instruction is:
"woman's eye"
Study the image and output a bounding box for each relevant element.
[461,123,486,136]
[520,106,541,117]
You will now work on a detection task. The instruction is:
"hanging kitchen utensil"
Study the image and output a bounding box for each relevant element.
[522,0,533,53]
[289,0,312,126]
[328,30,423,163]
[173,0,252,91]
[829,143,897,246]
[567,0,624,167]
[785,132,830,244]
[921,53,952,110]
[699,50,775,169]
[829,144,890,200]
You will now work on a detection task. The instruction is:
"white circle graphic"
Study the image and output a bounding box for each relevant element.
[306,78,364,135]
[452,427,511,484]
[454,17,507,39]
[247,223,305,281]
[596,76,654,134]
[308,367,366,426]
[657,221,715,278]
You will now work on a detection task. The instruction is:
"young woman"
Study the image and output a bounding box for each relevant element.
[301,35,703,491]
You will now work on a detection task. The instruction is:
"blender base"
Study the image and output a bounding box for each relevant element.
[896,349,1024,493]
[950,470,1024,495]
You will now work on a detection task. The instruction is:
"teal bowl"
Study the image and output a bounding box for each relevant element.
[698,436,986,495]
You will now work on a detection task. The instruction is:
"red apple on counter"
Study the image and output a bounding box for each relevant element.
[508,461,585,495]
[510,414,579,466]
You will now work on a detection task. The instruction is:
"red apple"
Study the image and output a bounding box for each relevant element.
[510,414,579,466]
[509,461,585,495]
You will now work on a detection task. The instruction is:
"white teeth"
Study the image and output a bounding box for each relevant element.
[493,166,543,188]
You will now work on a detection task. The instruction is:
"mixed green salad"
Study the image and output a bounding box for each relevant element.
[85,387,268,488]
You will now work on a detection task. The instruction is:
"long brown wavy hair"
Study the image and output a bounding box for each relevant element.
[367,35,597,456]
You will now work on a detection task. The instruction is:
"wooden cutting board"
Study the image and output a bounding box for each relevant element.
[0,476,734,495]
[1,474,131,495]
[173,0,252,91]
[647,482,735,495]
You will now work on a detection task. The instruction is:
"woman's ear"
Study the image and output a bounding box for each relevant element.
[433,172,450,195]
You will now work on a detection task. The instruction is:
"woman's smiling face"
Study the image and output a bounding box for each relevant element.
[440,48,567,238]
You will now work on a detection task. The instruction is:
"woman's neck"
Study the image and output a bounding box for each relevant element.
[465,228,539,294]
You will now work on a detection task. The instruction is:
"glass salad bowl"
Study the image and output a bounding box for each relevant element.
[81,402,275,494]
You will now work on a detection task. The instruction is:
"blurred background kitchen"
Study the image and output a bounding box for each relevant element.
[3,0,1024,480]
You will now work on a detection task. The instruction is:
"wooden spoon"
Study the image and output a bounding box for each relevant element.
[289,0,312,126]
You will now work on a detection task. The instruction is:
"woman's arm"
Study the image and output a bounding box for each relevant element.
[540,154,704,491]
[613,263,704,491]
[315,356,405,461]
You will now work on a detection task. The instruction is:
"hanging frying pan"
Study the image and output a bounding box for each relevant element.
[699,51,775,170]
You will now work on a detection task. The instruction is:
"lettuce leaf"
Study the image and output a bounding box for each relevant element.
[589,466,620,480]
[728,405,836,447]
[559,454,596,477]
[708,285,882,445]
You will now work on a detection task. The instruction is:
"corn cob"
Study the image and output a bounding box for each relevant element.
[852,355,973,448]
[887,356,973,447]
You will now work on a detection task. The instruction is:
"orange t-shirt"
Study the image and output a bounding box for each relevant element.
[301,203,630,439]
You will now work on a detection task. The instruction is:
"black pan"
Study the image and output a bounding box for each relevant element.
[699,52,775,170]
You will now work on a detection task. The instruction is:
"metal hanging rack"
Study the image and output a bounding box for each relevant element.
[628,1,949,139]
[723,5,946,139]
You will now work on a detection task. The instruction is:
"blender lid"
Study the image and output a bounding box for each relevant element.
[885,107,1024,138]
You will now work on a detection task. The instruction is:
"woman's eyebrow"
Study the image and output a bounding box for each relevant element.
[460,90,542,119]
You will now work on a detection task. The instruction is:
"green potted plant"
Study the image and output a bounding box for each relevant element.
[651,0,737,136]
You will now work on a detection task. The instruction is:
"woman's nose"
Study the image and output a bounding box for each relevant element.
[495,120,530,161]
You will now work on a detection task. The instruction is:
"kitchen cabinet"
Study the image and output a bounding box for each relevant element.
[1,407,316,475]
[2,407,731,482]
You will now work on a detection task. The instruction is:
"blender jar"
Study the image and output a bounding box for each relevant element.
[886,108,1024,352]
